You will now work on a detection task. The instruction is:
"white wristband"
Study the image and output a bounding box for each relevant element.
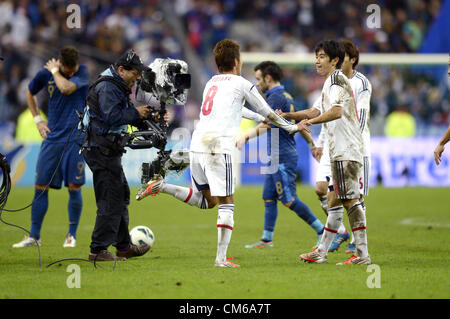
[34,115,43,124]
[50,67,58,75]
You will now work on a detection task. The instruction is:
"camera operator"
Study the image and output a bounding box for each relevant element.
[82,49,160,261]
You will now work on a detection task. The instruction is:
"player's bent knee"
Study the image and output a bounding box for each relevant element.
[315,188,323,197]
[201,190,217,208]
[35,184,47,191]
[207,202,217,209]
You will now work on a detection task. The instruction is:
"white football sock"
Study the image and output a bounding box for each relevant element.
[337,222,347,234]
[349,200,365,244]
[347,202,368,258]
[216,204,234,263]
[161,183,208,209]
[318,205,344,255]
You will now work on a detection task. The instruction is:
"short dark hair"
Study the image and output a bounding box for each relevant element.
[254,61,283,82]
[340,39,360,69]
[314,40,345,69]
[59,46,79,68]
[213,39,240,72]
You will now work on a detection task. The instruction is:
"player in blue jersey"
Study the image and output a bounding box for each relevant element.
[13,46,90,248]
[237,61,324,249]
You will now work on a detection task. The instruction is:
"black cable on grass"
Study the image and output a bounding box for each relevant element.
[46,258,118,271]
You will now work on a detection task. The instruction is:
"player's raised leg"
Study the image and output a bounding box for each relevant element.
[137,177,213,209]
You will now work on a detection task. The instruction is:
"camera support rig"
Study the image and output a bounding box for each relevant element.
[126,100,189,187]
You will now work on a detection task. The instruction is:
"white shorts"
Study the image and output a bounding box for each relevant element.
[317,148,370,198]
[189,151,235,197]
[359,156,370,196]
[331,160,362,200]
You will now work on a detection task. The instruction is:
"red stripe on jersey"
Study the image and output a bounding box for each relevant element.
[352,226,366,232]
[217,224,233,230]
[184,187,193,203]
[324,227,337,233]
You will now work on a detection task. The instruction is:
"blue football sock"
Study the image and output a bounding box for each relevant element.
[68,189,82,238]
[262,230,274,242]
[262,201,278,241]
[289,197,324,234]
[311,219,325,235]
[30,189,49,240]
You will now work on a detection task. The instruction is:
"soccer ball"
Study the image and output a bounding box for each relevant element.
[130,225,155,248]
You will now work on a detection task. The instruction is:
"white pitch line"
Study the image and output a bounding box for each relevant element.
[399,218,450,228]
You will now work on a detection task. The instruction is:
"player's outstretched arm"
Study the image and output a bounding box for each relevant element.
[307,105,342,125]
[244,83,297,133]
[280,107,320,121]
[434,124,450,165]
[236,122,271,150]
[242,107,266,122]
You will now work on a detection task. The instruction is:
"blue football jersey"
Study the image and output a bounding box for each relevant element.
[28,65,90,142]
[265,86,299,163]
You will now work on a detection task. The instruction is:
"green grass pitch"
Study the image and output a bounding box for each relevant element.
[0,185,448,299]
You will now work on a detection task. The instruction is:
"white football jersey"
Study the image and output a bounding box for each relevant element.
[319,70,363,163]
[349,71,372,157]
[190,74,297,154]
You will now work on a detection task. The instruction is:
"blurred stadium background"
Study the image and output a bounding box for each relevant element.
[0,0,449,189]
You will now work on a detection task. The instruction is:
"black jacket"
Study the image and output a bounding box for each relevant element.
[89,66,145,136]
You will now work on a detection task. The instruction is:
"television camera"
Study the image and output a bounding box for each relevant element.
[126,58,191,189]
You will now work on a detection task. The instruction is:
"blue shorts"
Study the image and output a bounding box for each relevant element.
[262,162,297,204]
[35,139,85,189]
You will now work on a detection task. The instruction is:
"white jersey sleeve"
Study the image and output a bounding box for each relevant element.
[350,71,372,157]
[241,106,266,122]
[242,81,297,133]
[329,82,346,108]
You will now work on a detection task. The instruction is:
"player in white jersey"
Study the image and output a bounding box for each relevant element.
[283,40,371,265]
[337,39,373,253]
[310,40,373,253]
[136,39,299,268]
